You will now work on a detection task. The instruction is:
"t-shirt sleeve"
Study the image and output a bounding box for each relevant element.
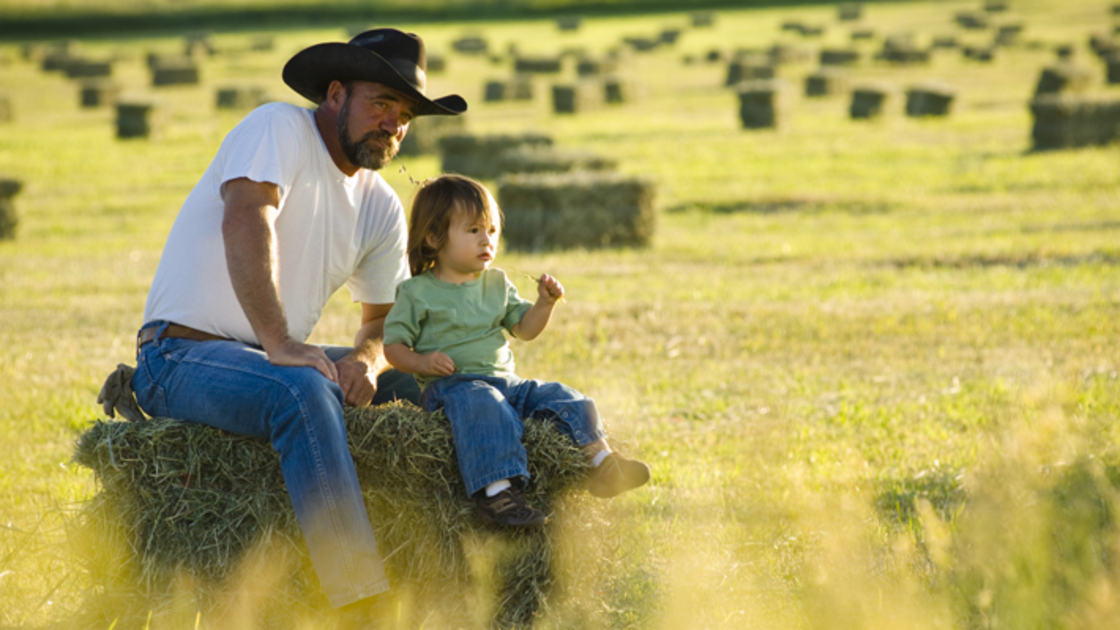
[346,194,411,305]
[501,275,534,332]
[383,281,422,348]
[215,104,305,201]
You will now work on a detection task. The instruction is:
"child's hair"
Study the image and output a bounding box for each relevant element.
[407,174,502,276]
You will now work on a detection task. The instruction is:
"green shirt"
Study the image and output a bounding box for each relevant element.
[384,268,534,390]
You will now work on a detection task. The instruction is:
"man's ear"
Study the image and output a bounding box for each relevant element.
[324,80,347,109]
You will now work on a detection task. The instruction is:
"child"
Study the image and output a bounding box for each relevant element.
[383,174,649,528]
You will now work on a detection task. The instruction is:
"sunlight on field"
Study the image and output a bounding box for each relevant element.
[2,0,1120,627]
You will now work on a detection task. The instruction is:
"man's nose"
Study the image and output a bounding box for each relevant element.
[380,107,406,135]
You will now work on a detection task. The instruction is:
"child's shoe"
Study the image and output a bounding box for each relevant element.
[588,453,650,498]
[474,487,548,527]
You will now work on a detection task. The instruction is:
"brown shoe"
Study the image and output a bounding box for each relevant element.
[588,453,650,498]
[474,487,548,527]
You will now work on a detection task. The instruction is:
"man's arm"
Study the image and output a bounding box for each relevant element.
[222,177,339,382]
[334,303,393,406]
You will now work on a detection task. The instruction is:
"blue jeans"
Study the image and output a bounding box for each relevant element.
[420,373,606,497]
[130,321,420,609]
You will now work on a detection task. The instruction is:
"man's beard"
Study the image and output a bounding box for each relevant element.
[337,97,399,171]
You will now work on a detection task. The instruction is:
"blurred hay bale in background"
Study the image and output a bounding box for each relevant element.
[1029,95,1120,150]
[850,83,893,119]
[216,86,267,110]
[879,35,930,64]
[1088,32,1116,59]
[905,81,956,117]
[838,3,864,21]
[576,56,618,77]
[514,56,563,74]
[79,79,119,108]
[71,404,606,629]
[496,145,617,175]
[820,47,861,66]
[184,31,215,58]
[725,55,775,87]
[994,22,1025,46]
[484,79,507,102]
[603,76,627,104]
[498,171,656,251]
[932,35,960,49]
[151,59,200,87]
[63,58,113,79]
[955,10,990,30]
[440,132,552,179]
[1034,64,1092,95]
[805,67,850,97]
[737,79,786,129]
[116,101,158,139]
[451,36,488,55]
[769,43,810,64]
[551,81,600,114]
[1106,53,1120,84]
[659,28,682,45]
[851,27,876,41]
[426,53,446,73]
[691,11,716,27]
[0,177,22,240]
[984,0,1009,12]
[622,36,660,53]
[963,45,998,62]
[399,113,467,157]
[556,16,582,31]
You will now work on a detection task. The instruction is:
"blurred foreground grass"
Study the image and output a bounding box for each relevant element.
[2,0,1120,627]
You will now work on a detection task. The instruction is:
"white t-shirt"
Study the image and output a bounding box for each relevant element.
[143,102,410,344]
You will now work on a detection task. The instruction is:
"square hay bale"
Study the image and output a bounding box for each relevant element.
[514,56,563,74]
[905,81,956,117]
[1090,32,1117,59]
[1034,64,1092,95]
[216,86,266,110]
[551,82,600,114]
[879,37,931,64]
[932,35,960,49]
[496,145,617,175]
[440,132,553,179]
[451,36,488,55]
[116,101,158,139]
[850,83,893,119]
[984,0,1009,12]
[737,79,787,129]
[71,404,621,629]
[484,79,507,102]
[64,58,113,79]
[805,67,850,97]
[1029,94,1120,150]
[508,74,535,101]
[838,3,863,21]
[151,60,200,87]
[498,171,656,251]
[705,48,725,63]
[1108,54,1120,84]
[851,28,877,41]
[769,43,810,65]
[556,16,582,31]
[399,113,467,157]
[659,28,682,45]
[1054,44,1076,60]
[80,79,119,108]
[622,36,660,53]
[0,177,22,240]
[994,22,1024,46]
[576,56,618,77]
[426,54,446,73]
[955,10,990,29]
[691,11,716,27]
[184,31,216,57]
[41,51,79,72]
[725,56,775,86]
[603,76,628,104]
[820,47,861,66]
[963,45,997,62]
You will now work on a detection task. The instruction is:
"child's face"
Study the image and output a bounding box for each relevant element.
[432,198,501,282]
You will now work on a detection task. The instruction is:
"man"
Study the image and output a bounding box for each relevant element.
[129,28,466,621]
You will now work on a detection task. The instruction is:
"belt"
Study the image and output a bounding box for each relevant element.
[138,323,235,349]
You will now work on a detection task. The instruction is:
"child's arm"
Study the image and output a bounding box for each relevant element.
[384,343,456,377]
[511,274,564,341]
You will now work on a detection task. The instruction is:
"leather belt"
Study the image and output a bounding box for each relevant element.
[138,323,236,349]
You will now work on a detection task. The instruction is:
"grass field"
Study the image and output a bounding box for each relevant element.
[3,0,1120,627]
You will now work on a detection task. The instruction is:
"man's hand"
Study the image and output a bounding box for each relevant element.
[265,338,340,383]
[336,356,377,407]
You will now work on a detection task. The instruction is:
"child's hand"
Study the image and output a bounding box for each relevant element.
[537,274,565,304]
[418,351,456,377]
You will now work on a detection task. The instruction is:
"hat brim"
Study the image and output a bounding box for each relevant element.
[282,42,466,117]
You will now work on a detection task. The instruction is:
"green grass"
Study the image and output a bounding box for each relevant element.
[3,0,1120,627]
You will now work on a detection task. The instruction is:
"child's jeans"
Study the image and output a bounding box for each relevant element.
[419,373,606,497]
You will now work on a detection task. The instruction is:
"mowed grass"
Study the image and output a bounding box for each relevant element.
[3,0,1120,627]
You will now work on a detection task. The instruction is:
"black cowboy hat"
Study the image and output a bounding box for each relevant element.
[282,28,467,117]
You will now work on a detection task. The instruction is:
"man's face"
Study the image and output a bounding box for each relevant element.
[337,82,416,171]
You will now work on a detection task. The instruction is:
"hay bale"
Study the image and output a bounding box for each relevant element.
[249,36,274,52]
[851,28,876,41]
[984,0,1008,12]
[498,171,656,251]
[64,58,112,79]
[769,43,811,65]
[820,47,861,66]
[151,59,200,87]
[216,86,266,109]
[1107,54,1120,84]
[576,56,617,77]
[557,16,581,31]
[905,81,956,117]
[496,145,617,175]
[838,3,863,21]
[805,67,849,97]
[1035,64,1092,95]
[932,35,960,49]
[994,22,1024,46]
[80,79,119,108]
[659,29,682,45]
[1054,44,1076,61]
[963,45,997,62]
[514,56,563,74]
[116,101,157,139]
[484,79,507,102]
[551,82,600,114]
[725,56,775,86]
[440,132,553,179]
[72,404,613,629]
[691,11,716,27]
[622,36,660,52]
[850,83,892,119]
[603,76,627,104]
[1029,94,1120,150]
[451,36,488,55]
[879,36,930,64]
[1090,33,1117,59]
[737,79,786,129]
[399,113,467,157]
[184,31,215,57]
[955,10,990,29]
[426,54,446,73]
[705,48,725,63]
[0,177,22,240]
